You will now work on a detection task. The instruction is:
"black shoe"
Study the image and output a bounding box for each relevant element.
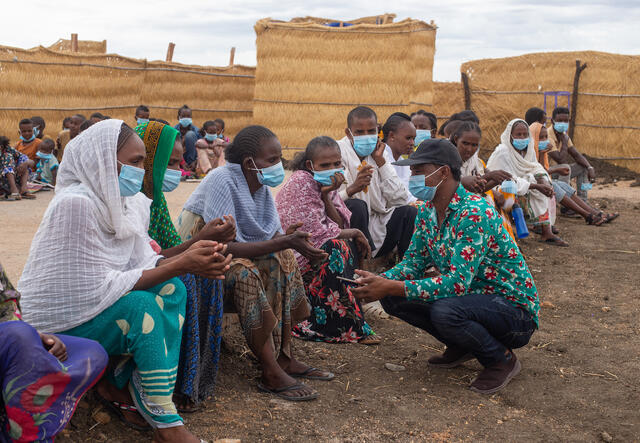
[469,352,521,394]
[428,347,474,368]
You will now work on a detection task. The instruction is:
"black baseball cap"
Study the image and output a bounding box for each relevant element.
[392,138,462,169]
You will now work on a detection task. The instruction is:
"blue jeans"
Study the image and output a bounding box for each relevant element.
[380,294,536,367]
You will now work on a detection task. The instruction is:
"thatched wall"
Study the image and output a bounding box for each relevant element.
[253,15,436,157]
[46,38,107,54]
[462,51,640,172]
[433,81,465,128]
[0,45,254,143]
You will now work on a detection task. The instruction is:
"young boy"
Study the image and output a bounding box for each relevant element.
[35,139,59,185]
[135,105,150,125]
[15,119,42,161]
[524,107,546,126]
[1,136,34,200]
[174,105,199,168]
[546,107,595,200]
[56,114,85,162]
[337,106,416,260]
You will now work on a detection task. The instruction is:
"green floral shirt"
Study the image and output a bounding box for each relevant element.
[383,185,540,326]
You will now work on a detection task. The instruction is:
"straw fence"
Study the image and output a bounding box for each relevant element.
[433,81,465,128]
[47,38,107,54]
[462,51,640,172]
[253,15,436,157]
[0,44,255,143]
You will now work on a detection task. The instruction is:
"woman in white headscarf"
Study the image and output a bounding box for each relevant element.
[19,119,229,442]
[487,118,568,246]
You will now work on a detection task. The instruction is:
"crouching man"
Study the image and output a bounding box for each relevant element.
[352,139,539,394]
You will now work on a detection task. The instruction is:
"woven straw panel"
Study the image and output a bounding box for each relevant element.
[462,51,640,172]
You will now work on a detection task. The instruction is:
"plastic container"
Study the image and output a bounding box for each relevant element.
[581,182,593,191]
[511,204,529,239]
[499,180,517,210]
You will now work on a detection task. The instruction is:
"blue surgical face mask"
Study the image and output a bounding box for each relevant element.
[179,117,192,128]
[311,162,344,186]
[349,129,378,157]
[36,151,53,160]
[33,127,40,138]
[117,161,145,197]
[553,122,569,133]
[162,168,182,192]
[250,158,285,187]
[137,118,149,125]
[512,137,530,151]
[414,129,431,146]
[204,133,216,142]
[408,166,444,202]
[20,133,36,143]
[538,140,550,151]
[500,180,517,195]
[217,133,224,139]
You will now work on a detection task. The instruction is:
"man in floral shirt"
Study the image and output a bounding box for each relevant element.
[352,139,539,394]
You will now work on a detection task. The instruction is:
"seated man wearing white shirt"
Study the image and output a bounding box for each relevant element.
[381,113,417,197]
[337,106,417,261]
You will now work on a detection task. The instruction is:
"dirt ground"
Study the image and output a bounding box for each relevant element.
[1,179,639,442]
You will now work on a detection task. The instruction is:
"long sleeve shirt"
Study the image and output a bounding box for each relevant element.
[382,185,540,326]
[337,136,411,253]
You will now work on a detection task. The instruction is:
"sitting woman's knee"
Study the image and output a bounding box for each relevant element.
[1,321,41,347]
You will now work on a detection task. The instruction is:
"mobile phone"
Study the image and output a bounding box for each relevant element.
[337,276,361,285]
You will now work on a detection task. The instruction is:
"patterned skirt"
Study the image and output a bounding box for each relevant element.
[293,239,374,343]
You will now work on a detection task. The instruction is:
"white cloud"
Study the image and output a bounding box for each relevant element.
[2,0,639,81]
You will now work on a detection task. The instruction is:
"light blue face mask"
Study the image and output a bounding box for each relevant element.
[36,151,53,160]
[512,138,530,151]
[217,134,224,139]
[137,118,149,125]
[349,129,378,157]
[204,133,216,142]
[538,140,550,151]
[33,127,40,138]
[414,129,431,146]
[179,117,192,128]
[251,159,285,188]
[408,167,444,202]
[311,162,344,186]
[500,180,517,195]
[162,168,182,192]
[553,122,569,133]
[20,134,36,143]
[117,161,145,197]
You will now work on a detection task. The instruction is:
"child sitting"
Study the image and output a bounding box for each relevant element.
[135,105,150,125]
[35,139,59,185]
[15,119,42,162]
[1,136,34,200]
[195,120,227,176]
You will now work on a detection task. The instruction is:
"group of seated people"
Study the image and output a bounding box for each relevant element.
[0,103,618,442]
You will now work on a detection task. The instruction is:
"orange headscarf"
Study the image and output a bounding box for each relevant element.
[528,122,549,170]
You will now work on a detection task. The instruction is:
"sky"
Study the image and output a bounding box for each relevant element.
[3,0,639,81]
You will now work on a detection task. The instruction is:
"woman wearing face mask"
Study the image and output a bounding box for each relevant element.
[486,119,567,246]
[136,120,237,413]
[178,125,334,402]
[18,120,231,442]
[276,136,378,345]
[381,113,417,197]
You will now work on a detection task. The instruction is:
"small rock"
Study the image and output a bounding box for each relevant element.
[497,419,503,424]
[541,301,556,309]
[384,363,406,372]
[94,411,111,424]
[601,306,611,312]
[600,431,613,442]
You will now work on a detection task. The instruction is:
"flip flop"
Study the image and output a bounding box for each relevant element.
[20,193,36,199]
[96,393,151,431]
[586,212,605,226]
[257,382,319,402]
[5,193,21,201]
[359,334,381,345]
[540,236,569,247]
[289,367,335,381]
[601,211,619,223]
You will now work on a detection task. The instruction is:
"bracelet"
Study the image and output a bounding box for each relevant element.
[587,166,594,170]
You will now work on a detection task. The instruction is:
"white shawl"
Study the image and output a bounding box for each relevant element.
[19,120,159,333]
[460,150,485,177]
[486,119,550,217]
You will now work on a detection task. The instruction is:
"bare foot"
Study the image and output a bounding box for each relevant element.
[153,425,201,443]
[96,378,148,429]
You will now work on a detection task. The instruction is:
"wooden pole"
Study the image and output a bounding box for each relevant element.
[71,33,78,52]
[461,72,472,110]
[569,59,587,140]
[166,42,175,62]
[229,47,236,66]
